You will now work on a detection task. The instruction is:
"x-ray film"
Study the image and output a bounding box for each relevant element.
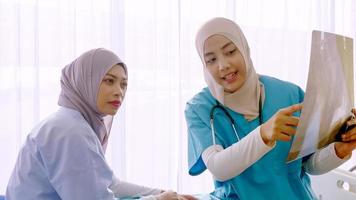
[287,31,354,162]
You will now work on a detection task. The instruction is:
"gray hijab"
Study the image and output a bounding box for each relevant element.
[58,48,126,151]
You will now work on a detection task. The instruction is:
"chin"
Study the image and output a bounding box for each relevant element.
[109,111,118,116]
[223,88,233,93]
[223,85,238,93]
[231,82,244,92]
[102,110,118,116]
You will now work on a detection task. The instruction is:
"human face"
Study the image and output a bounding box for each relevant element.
[203,34,247,93]
[97,64,127,115]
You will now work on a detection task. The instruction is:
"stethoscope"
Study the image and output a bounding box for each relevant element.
[209,100,262,145]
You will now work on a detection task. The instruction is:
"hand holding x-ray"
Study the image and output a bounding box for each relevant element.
[334,109,356,159]
[287,31,354,162]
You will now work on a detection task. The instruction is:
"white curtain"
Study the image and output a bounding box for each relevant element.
[0,0,123,194]
[1,0,356,195]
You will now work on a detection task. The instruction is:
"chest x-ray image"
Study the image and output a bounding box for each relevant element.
[288,30,354,162]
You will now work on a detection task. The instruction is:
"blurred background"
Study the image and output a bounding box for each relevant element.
[0,0,355,195]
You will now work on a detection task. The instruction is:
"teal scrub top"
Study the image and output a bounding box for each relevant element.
[185,75,317,200]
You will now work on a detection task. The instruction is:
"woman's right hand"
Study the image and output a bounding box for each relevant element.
[260,103,302,146]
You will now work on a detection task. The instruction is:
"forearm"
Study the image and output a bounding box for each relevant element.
[303,142,351,175]
[139,195,159,200]
[202,126,274,181]
[110,175,161,198]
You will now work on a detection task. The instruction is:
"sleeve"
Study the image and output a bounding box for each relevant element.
[185,103,216,176]
[303,142,351,175]
[39,124,115,200]
[109,175,161,198]
[139,196,158,200]
[202,126,274,181]
[297,86,305,103]
[185,102,275,178]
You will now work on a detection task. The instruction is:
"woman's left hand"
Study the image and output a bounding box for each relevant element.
[334,108,356,159]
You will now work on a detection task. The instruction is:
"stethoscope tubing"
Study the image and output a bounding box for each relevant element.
[209,100,262,145]
[209,101,241,145]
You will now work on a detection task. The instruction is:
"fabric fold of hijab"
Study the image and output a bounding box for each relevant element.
[58,48,126,151]
[195,17,264,121]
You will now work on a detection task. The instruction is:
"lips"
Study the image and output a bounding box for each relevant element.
[109,100,121,108]
[222,72,238,84]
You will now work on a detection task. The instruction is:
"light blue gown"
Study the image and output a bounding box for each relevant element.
[185,75,317,200]
[6,107,115,200]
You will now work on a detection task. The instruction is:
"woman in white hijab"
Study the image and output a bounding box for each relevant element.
[185,17,356,199]
[6,48,196,200]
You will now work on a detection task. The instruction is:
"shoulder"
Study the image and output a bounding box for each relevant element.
[186,87,214,104]
[186,88,216,110]
[185,88,215,120]
[259,75,305,107]
[260,75,302,91]
[30,107,99,150]
[260,75,304,96]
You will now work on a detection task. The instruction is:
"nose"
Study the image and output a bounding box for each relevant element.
[114,84,124,98]
[218,57,230,71]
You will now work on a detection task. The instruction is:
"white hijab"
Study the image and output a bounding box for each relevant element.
[195,17,264,120]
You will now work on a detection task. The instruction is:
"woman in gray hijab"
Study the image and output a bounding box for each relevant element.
[6,48,196,200]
